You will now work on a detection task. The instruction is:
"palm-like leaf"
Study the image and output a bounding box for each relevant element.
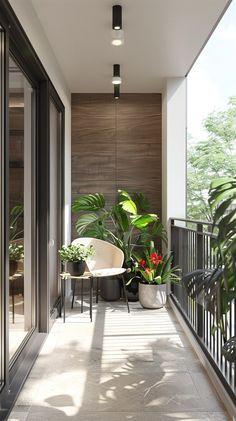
[186,177,236,339]
[209,177,236,279]
[75,213,107,235]
[9,205,24,241]
[136,221,167,246]
[112,204,130,233]
[72,193,105,212]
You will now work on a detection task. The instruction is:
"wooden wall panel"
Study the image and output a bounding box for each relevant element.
[71,93,162,239]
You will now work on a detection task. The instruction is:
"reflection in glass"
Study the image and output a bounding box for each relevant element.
[9,56,35,359]
[0,26,5,389]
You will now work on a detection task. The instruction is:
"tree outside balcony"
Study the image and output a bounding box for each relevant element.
[187,96,236,221]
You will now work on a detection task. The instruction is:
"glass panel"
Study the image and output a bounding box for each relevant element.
[8,56,36,359]
[0,25,5,389]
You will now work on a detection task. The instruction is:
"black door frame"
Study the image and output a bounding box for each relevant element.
[0,1,65,418]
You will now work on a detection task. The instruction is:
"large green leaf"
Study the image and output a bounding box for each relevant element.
[209,186,236,209]
[131,214,158,229]
[75,213,105,235]
[118,190,137,215]
[210,178,236,189]
[9,204,24,241]
[131,192,150,212]
[137,221,167,247]
[120,199,137,215]
[118,190,132,202]
[112,204,130,233]
[72,193,105,212]
[213,198,233,223]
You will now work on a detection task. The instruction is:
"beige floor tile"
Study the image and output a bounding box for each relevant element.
[23,409,231,421]
[10,301,230,420]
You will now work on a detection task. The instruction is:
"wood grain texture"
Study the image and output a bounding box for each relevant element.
[71,93,162,239]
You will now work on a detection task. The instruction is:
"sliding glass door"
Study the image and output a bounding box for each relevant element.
[0,24,6,391]
[8,55,36,359]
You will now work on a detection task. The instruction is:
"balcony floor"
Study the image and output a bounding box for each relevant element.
[9,299,230,420]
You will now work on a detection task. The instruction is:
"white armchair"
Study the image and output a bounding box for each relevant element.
[72,237,130,313]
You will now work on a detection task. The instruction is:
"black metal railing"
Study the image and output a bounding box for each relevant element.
[170,217,236,404]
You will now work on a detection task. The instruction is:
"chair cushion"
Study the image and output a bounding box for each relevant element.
[91,268,126,277]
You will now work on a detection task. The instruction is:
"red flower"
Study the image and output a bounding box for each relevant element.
[145,267,152,273]
[150,252,163,265]
[139,259,146,268]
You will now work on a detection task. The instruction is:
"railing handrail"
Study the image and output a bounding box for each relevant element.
[170,217,215,226]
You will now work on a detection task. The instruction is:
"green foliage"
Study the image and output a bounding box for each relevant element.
[72,193,105,212]
[203,177,236,339]
[9,243,24,261]
[72,190,166,263]
[188,97,236,220]
[58,244,95,263]
[9,205,24,241]
[129,241,180,285]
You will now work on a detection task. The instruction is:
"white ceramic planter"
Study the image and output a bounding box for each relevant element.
[139,283,167,309]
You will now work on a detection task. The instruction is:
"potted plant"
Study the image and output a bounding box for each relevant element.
[129,241,180,309]
[72,190,166,300]
[58,243,95,276]
[9,243,24,276]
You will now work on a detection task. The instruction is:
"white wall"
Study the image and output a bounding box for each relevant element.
[162,77,187,242]
[10,0,71,244]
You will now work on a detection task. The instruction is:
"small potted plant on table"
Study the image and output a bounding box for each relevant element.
[129,241,180,309]
[58,243,95,276]
[9,243,24,276]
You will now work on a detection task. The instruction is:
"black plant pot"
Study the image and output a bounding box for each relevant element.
[9,260,18,277]
[126,278,139,302]
[124,260,139,302]
[100,277,121,301]
[67,261,86,276]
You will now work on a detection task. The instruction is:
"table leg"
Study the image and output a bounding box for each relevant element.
[81,279,84,313]
[12,291,15,324]
[63,278,66,323]
[60,278,63,317]
[71,279,76,309]
[90,277,93,322]
[122,275,130,313]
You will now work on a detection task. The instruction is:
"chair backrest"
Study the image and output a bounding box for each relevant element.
[71,238,124,271]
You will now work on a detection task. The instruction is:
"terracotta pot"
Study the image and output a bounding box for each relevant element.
[139,283,167,309]
[67,261,86,276]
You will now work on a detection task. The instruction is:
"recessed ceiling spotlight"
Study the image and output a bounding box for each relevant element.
[112,64,122,85]
[111,5,124,46]
[113,5,122,29]
[114,84,120,99]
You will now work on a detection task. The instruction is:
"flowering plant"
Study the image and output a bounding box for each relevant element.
[130,241,180,285]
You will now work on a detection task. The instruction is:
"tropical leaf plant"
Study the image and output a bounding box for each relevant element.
[191,177,236,343]
[9,204,24,241]
[72,190,166,263]
[128,241,180,285]
[182,177,236,350]
[207,177,236,339]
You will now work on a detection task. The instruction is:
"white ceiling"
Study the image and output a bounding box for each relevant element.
[28,0,230,93]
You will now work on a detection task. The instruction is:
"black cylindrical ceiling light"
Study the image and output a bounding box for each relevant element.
[114,84,120,100]
[111,5,124,46]
[112,64,122,85]
[113,5,122,29]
